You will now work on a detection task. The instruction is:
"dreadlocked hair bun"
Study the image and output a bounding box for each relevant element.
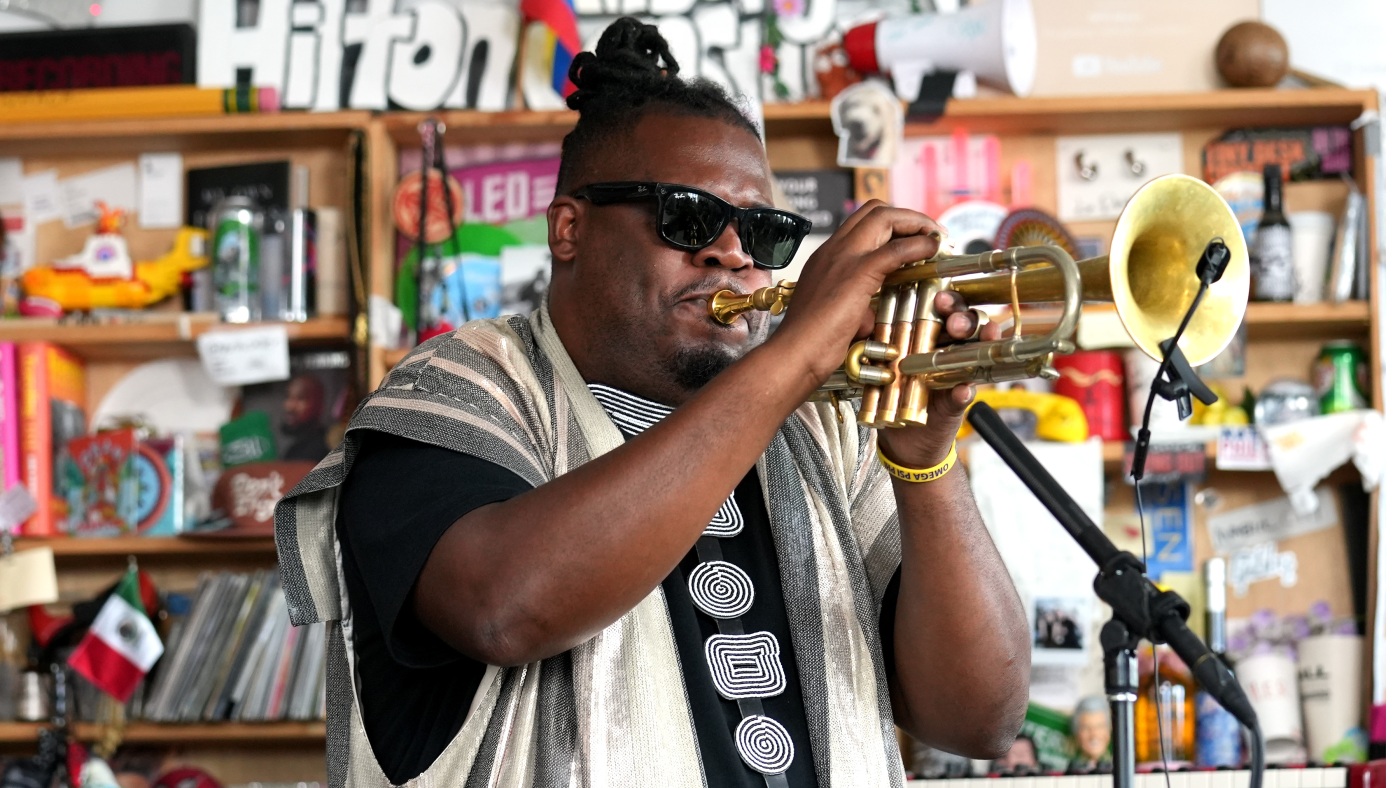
[566,17,679,112]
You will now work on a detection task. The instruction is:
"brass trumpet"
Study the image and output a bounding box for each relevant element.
[709,174,1251,428]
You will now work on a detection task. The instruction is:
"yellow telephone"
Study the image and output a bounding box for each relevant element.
[956,388,1090,443]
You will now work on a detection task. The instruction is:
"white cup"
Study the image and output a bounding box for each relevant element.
[1235,651,1307,764]
[1290,211,1336,305]
[1297,633,1367,763]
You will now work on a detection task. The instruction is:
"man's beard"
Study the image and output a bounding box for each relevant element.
[665,345,740,392]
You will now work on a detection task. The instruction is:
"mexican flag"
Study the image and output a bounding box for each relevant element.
[67,567,163,702]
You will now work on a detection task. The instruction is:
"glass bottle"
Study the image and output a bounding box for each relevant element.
[1249,163,1294,302]
[1195,558,1243,767]
[1136,644,1196,767]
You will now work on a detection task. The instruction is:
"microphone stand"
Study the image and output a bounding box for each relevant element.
[968,402,1259,788]
[964,239,1259,788]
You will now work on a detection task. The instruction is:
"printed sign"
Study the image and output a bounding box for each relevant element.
[1207,488,1339,555]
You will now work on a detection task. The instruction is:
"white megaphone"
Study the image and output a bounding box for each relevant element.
[843,0,1038,100]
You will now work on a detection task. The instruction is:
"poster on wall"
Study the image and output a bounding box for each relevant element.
[394,145,559,341]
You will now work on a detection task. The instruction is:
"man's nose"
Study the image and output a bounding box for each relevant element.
[694,221,750,270]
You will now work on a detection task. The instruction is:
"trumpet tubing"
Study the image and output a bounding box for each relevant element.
[707,174,1249,429]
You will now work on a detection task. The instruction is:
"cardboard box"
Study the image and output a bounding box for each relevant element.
[1030,0,1260,96]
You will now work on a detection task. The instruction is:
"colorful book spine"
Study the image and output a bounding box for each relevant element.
[0,342,18,492]
[18,342,86,536]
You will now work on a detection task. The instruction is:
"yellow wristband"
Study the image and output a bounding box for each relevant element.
[877,444,958,483]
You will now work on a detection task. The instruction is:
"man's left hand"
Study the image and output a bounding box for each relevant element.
[876,290,1002,469]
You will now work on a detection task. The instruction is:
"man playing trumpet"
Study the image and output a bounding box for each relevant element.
[277,16,1030,787]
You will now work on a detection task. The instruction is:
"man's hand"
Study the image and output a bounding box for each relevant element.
[878,290,1003,469]
[767,200,944,392]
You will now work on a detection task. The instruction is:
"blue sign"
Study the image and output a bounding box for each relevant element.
[1140,482,1193,578]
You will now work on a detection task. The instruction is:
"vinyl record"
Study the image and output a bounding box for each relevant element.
[994,208,1079,258]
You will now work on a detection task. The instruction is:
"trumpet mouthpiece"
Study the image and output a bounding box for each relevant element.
[708,281,796,325]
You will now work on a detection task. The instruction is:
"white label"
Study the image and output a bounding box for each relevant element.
[22,170,61,224]
[59,163,138,228]
[1207,488,1338,554]
[138,153,184,229]
[1216,426,1272,471]
[1250,224,1295,300]
[0,158,22,205]
[196,325,291,386]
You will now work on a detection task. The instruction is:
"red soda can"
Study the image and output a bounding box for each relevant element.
[1053,351,1127,441]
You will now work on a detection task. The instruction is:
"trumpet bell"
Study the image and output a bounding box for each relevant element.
[1110,173,1250,366]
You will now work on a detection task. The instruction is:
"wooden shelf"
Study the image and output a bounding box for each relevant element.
[0,111,372,155]
[0,721,324,746]
[377,88,1377,142]
[0,314,350,360]
[1243,300,1371,337]
[1101,440,1220,467]
[13,535,277,559]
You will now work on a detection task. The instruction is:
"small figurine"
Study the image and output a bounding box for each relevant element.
[1069,695,1112,770]
[991,734,1041,775]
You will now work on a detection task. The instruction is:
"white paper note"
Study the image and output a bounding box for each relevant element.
[196,325,292,386]
[0,157,22,205]
[61,163,139,227]
[0,548,59,613]
[139,153,184,229]
[23,170,61,224]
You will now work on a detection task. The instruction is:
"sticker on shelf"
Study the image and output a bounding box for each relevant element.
[196,324,292,387]
[1206,488,1339,554]
[1216,425,1272,470]
[1227,541,1299,597]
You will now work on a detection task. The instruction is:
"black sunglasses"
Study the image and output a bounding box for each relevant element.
[573,181,812,270]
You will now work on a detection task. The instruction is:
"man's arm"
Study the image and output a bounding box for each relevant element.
[413,202,951,667]
[877,299,1032,759]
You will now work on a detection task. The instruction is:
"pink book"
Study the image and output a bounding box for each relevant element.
[0,342,18,492]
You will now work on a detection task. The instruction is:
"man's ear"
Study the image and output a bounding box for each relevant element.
[548,196,582,264]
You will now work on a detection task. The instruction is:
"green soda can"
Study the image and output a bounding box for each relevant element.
[1313,340,1370,414]
[210,195,263,323]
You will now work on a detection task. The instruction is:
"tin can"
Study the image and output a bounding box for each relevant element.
[210,195,263,323]
[1053,350,1127,440]
[1313,341,1369,414]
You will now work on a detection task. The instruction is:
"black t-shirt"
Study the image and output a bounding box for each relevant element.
[337,429,900,784]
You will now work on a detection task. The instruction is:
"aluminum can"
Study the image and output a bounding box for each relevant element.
[1313,341,1369,414]
[210,195,263,323]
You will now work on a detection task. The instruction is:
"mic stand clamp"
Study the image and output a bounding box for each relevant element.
[1092,550,1197,787]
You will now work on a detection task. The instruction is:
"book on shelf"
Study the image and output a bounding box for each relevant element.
[0,341,18,493]
[17,342,86,536]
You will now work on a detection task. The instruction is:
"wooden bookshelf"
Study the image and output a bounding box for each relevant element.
[0,721,325,747]
[0,315,350,360]
[0,111,372,156]
[12,535,277,559]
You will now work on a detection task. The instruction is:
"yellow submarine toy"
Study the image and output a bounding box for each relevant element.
[20,204,208,316]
